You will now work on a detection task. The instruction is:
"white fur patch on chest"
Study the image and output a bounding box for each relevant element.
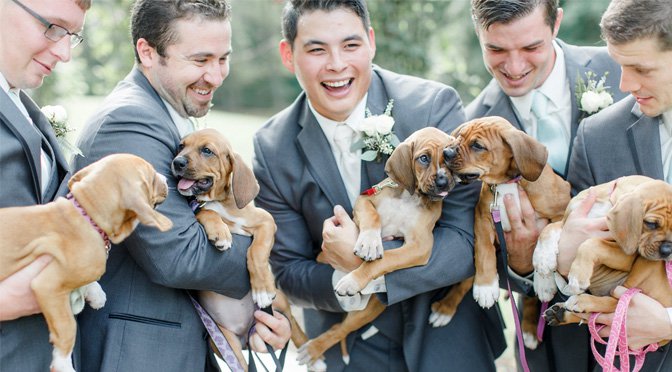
[203,202,251,236]
[376,190,423,237]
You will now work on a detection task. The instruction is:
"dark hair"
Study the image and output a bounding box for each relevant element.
[470,0,558,31]
[601,0,672,51]
[131,0,231,63]
[281,0,370,49]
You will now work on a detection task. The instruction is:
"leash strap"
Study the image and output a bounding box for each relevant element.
[537,301,549,341]
[188,293,245,372]
[492,208,531,372]
[247,306,288,372]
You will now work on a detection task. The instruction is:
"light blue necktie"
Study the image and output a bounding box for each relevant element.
[531,91,569,174]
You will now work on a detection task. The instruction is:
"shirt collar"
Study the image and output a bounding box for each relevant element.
[309,93,368,142]
[0,71,19,96]
[662,109,672,136]
[161,97,194,138]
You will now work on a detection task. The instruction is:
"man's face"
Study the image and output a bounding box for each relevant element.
[279,8,376,122]
[144,18,232,118]
[0,0,86,89]
[608,37,672,117]
[476,6,562,97]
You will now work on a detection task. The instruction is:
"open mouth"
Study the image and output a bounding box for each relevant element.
[176,177,213,197]
[322,78,353,92]
[455,172,480,184]
[501,70,531,82]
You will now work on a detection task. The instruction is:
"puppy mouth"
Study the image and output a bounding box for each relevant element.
[454,172,480,184]
[176,177,213,197]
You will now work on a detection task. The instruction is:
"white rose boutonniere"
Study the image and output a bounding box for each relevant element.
[41,105,82,157]
[575,71,614,115]
[352,99,400,162]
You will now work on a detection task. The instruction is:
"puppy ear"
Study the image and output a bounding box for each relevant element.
[231,153,260,209]
[607,192,643,255]
[500,127,548,181]
[385,140,415,194]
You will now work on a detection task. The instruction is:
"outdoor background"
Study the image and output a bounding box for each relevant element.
[52,1,612,371]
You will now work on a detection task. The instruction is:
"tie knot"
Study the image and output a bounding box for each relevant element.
[531,91,550,117]
[333,123,355,154]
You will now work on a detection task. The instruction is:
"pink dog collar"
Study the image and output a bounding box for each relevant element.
[67,193,111,255]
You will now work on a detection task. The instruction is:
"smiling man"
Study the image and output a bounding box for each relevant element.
[252,0,506,371]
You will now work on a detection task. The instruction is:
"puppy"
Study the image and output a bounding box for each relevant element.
[0,153,173,372]
[435,116,571,349]
[538,175,672,345]
[297,126,457,366]
[172,128,320,371]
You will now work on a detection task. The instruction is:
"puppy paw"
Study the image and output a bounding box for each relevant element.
[334,273,363,296]
[533,271,557,302]
[354,229,383,261]
[566,276,588,296]
[84,282,107,309]
[523,332,539,350]
[532,227,561,275]
[473,278,499,308]
[297,341,327,370]
[563,295,583,312]
[543,304,566,326]
[428,310,453,328]
[51,349,75,372]
[252,290,276,309]
[309,358,327,372]
[213,237,232,251]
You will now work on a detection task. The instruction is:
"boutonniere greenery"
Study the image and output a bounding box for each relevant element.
[575,71,614,115]
[352,99,400,162]
[41,105,82,157]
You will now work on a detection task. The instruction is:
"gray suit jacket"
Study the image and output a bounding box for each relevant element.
[0,88,69,371]
[72,68,252,372]
[466,40,627,372]
[253,66,506,371]
[568,95,672,371]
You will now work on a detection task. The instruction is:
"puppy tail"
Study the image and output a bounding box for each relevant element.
[340,339,350,365]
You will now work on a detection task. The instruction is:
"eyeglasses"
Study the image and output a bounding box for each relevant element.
[11,0,84,48]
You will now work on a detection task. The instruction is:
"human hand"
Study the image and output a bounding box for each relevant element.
[248,309,292,352]
[319,205,362,272]
[556,188,611,276]
[0,255,53,321]
[584,286,672,350]
[503,186,548,275]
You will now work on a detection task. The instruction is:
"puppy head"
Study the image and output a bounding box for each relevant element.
[384,127,456,201]
[607,180,672,260]
[69,153,173,243]
[172,128,259,209]
[443,116,548,185]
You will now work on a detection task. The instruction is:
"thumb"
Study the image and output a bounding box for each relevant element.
[576,187,598,216]
[22,255,53,277]
[611,285,627,299]
[333,205,353,225]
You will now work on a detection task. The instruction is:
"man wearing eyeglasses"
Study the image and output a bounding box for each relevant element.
[0,0,90,370]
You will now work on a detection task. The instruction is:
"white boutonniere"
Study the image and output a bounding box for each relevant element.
[41,105,82,157]
[352,99,400,162]
[575,71,614,115]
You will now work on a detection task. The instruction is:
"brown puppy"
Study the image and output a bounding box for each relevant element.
[0,153,172,372]
[435,116,571,349]
[297,126,457,367]
[172,128,318,371]
[538,176,672,345]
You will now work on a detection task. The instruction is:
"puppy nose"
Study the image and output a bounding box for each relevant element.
[172,157,188,171]
[443,147,457,161]
[436,173,448,188]
[660,241,672,258]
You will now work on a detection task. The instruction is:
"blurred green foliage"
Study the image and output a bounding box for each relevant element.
[33,0,612,114]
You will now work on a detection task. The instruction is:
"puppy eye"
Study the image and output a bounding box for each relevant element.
[418,154,430,164]
[177,143,184,152]
[471,141,486,151]
[201,147,214,156]
[644,220,659,230]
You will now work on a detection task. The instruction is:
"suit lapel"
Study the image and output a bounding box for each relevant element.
[361,71,390,188]
[482,85,524,130]
[295,99,353,213]
[0,88,43,200]
[626,106,663,178]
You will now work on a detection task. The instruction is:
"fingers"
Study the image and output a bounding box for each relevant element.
[611,285,626,298]
[17,255,53,280]
[253,310,291,351]
[333,205,354,227]
[503,194,523,229]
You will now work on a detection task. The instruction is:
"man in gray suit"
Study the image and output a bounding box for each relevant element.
[466,0,626,371]
[72,1,290,371]
[562,0,672,369]
[0,0,90,370]
[253,1,506,371]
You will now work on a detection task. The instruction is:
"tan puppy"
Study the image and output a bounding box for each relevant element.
[297,126,457,366]
[435,116,571,349]
[172,128,319,371]
[0,153,173,372]
[537,176,672,345]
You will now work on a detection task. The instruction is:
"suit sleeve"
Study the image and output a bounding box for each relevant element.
[74,107,251,299]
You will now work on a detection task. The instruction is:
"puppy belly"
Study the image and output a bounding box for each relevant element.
[199,290,255,339]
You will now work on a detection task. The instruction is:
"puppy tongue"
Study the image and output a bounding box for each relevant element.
[178,178,196,191]
[439,191,449,197]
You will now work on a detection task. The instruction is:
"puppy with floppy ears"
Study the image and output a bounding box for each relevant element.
[0,153,173,372]
[297,126,457,367]
[539,176,672,344]
[172,128,322,371]
[434,116,571,350]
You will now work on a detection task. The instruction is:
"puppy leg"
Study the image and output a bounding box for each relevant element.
[247,209,277,308]
[567,239,635,295]
[473,202,500,308]
[533,222,562,301]
[544,294,618,326]
[429,277,474,327]
[297,296,385,367]
[353,197,383,261]
[83,281,107,310]
[521,296,540,350]
[197,209,233,250]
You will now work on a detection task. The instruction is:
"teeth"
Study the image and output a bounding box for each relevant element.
[323,79,349,88]
[193,88,210,95]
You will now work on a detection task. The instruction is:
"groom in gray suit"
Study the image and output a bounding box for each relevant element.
[0,0,90,370]
[563,0,672,369]
[72,1,290,371]
[253,1,506,371]
[465,1,626,371]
